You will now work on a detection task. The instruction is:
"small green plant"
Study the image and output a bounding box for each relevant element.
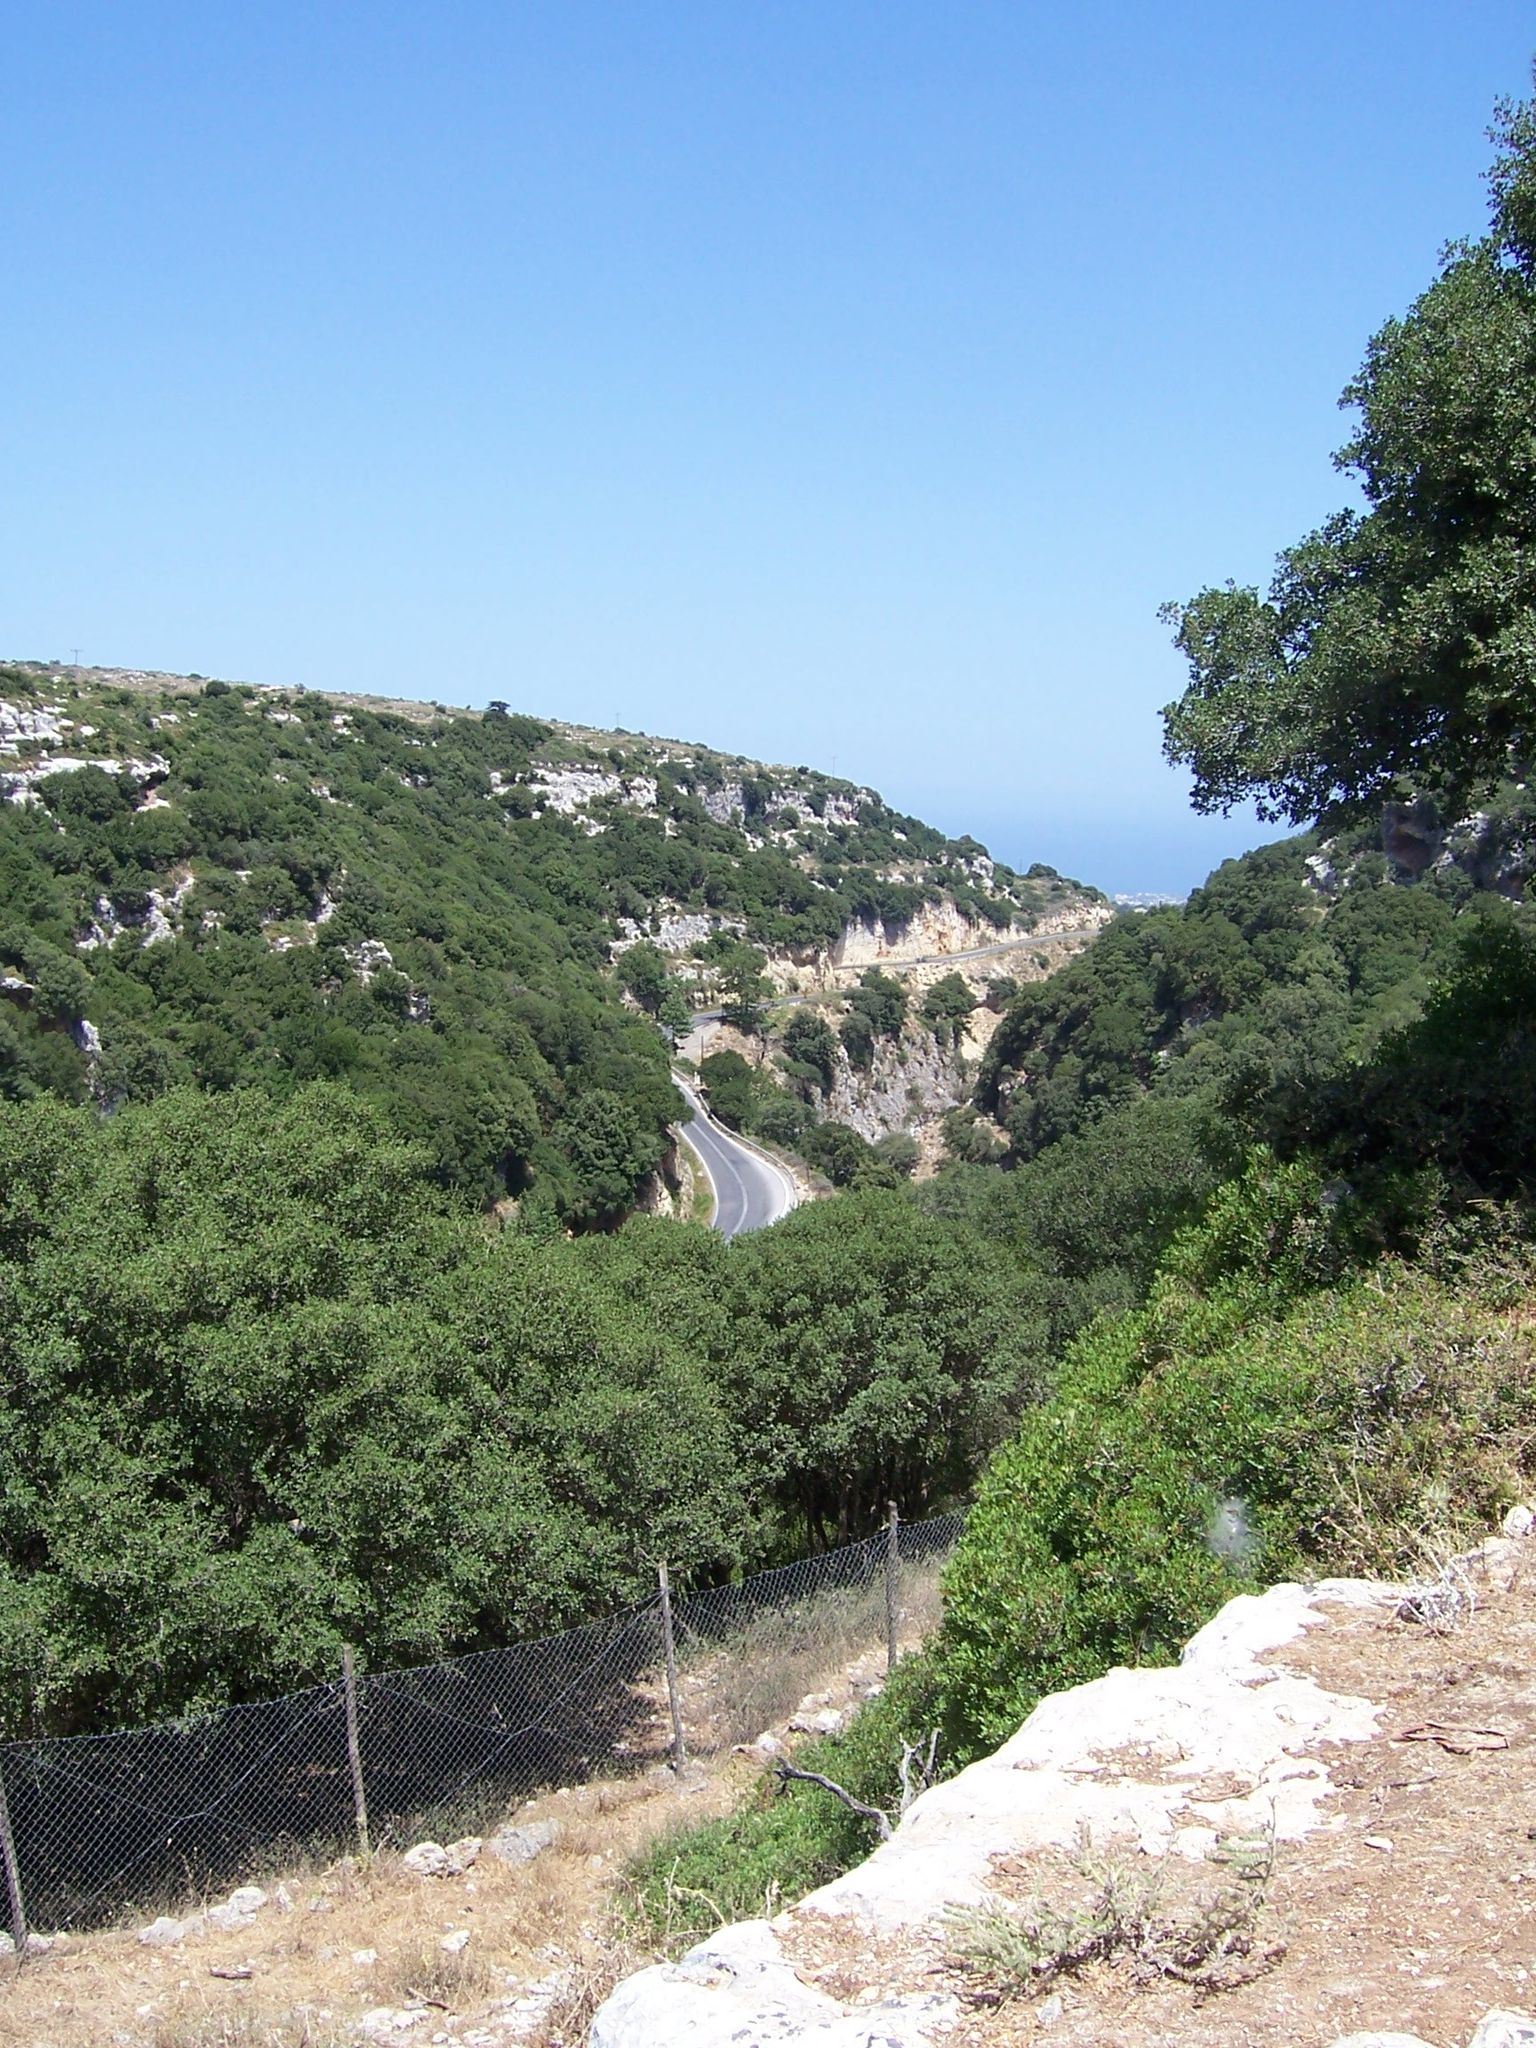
[626,1656,946,1947]
[946,1820,1280,1999]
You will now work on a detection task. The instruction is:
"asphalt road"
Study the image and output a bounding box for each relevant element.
[672,1075,799,1239]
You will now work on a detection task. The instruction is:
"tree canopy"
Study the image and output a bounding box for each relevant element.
[1162,94,1536,826]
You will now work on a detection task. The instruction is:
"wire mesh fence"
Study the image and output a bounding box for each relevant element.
[668,1509,965,1756]
[0,1509,964,1941]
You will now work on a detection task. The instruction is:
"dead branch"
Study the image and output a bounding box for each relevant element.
[772,1761,894,1840]
[898,1729,941,1814]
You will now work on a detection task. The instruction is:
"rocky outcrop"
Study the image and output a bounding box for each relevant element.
[817,1026,970,1146]
[1303,794,1536,901]
[0,697,170,805]
[590,1920,951,2047]
[832,898,1099,973]
[771,903,1109,998]
[807,1580,1388,1936]
[635,1140,691,1222]
[1433,807,1536,896]
[586,1576,1406,2046]
[529,766,625,814]
[613,909,746,956]
[1381,797,1445,876]
[139,1884,277,1946]
[76,872,195,951]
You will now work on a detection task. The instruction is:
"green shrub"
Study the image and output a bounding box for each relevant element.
[632,1160,1536,1924]
[932,1187,1536,1755]
[698,1049,757,1129]
[628,1655,943,1943]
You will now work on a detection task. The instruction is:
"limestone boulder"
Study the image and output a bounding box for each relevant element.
[588,1919,953,2048]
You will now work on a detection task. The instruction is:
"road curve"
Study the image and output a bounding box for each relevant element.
[672,1075,799,1239]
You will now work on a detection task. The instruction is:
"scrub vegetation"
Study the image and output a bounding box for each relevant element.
[7,101,1536,1976]
[625,83,1536,1935]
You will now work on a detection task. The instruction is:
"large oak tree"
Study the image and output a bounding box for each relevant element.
[1163,93,1536,827]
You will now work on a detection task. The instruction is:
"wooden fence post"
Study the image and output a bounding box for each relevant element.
[657,1563,688,1769]
[885,1502,901,1675]
[341,1647,371,1860]
[0,1752,28,1958]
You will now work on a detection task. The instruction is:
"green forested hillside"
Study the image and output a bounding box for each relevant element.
[0,663,1093,1219]
[12,82,1536,1801]
[0,1088,1041,1735]
[631,84,1536,1934]
[0,676,674,1215]
[0,664,1102,1734]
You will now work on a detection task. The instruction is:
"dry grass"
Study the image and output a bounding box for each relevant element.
[670,1560,946,1752]
[371,1933,499,2011]
[144,2019,353,2048]
[0,1579,956,2048]
[0,1767,723,2048]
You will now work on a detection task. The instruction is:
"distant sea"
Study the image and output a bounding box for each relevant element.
[936,803,1279,903]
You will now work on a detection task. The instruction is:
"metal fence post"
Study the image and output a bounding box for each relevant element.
[885,1502,900,1674]
[0,1752,28,1956]
[341,1648,371,1859]
[657,1563,688,1769]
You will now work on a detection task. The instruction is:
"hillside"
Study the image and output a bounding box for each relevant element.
[977,799,1536,1175]
[1,656,1098,1742]
[569,83,1536,2031]
[0,658,1102,1219]
[10,88,1536,2031]
[599,1528,1536,2048]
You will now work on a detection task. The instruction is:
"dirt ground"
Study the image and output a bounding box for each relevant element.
[0,1586,938,2048]
[20,1554,1534,2048]
[0,1763,724,2048]
[782,1542,1536,2048]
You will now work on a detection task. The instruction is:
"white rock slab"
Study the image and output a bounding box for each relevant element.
[1471,2015,1536,2048]
[589,1920,953,2048]
[805,1581,1387,1935]
[590,1578,1397,2043]
[486,1819,558,1866]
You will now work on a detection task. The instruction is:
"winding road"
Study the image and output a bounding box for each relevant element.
[672,1075,799,1239]
[670,920,1106,1238]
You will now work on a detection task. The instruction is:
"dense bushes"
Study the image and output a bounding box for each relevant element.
[932,1162,1536,1754]
[0,1088,748,1735]
[0,1099,1047,1737]
[0,678,680,1217]
[719,1190,1043,1546]
[631,1163,1536,1924]
[973,830,1495,1168]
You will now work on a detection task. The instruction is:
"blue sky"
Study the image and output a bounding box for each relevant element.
[5,4,1533,893]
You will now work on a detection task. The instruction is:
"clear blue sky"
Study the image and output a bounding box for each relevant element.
[5,4,1533,893]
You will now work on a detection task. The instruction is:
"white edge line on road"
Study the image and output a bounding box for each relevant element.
[675,1128,716,1229]
[670,1074,800,1234]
